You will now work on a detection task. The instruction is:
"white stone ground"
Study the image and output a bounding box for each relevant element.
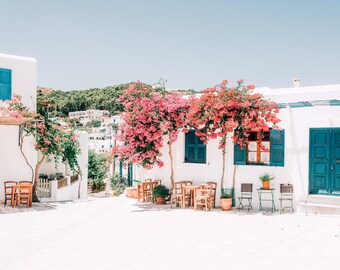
[1,197,340,270]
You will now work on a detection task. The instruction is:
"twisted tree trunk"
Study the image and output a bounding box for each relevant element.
[32,154,45,202]
[19,133,34,182]
[168,140,174,190]
[220,145,226,188]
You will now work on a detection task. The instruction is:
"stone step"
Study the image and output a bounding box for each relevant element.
[297,198,340,215]
[306,195,340,205]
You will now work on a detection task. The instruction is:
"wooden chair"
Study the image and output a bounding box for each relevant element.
[195,184,213,211]
[279,184,294,213]
[16,183,33,208]
[154,179,162,186]
[19,181,32,184]
[180,181,193,207]
[19,181,33,206]
[170,181,193,208]
[137,181,153,202]
[4,181,17,206]
[205,182,217,208]
[237,183,253,212]
[170,182,184,208]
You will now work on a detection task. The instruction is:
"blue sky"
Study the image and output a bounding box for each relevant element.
[1,0,340,91]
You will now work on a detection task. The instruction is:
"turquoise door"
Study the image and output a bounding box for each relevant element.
[128,164,133,186]
[309,128,340,195]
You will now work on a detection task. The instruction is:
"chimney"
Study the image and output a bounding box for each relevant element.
[293,78,300,87]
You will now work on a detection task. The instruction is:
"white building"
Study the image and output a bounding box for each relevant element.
[39,132,88,201]
[88,121,114,153]
[133,83,340,213]
[69,109,110,121]
[112,115,123,125]
[0,53,89,203]
[0,53,37,201]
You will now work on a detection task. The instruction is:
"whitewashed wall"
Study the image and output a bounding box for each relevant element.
[134,85,340,208]
[0,54,37,201]
[39,132,88,201]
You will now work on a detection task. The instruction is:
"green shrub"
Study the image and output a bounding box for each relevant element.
[88,150,107,182]
[152,185,169,198]
[89,179,106,192]
[110,173,128,196]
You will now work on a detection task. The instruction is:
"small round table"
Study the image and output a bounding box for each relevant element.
[257,188,276,213]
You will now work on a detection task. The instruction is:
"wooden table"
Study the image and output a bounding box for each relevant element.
[137,182,154,202]
[182,185,200,209]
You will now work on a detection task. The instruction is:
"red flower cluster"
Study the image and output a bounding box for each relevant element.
[116,82,190,169]
[117,80,280,174]
[188,80,280,149]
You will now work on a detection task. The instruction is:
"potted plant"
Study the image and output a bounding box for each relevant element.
[259,173,274,189]
[152,185,169,204]
[220,190,232,211]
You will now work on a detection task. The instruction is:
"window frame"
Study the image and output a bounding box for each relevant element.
[0,68,12,101]
[184,130,207,164]
[234,129,285,167]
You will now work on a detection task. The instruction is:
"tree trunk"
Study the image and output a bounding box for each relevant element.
[168,140,174,190]
[220,145,226,188]
[65,160,68,176]
[232,165,237,189]
[32,154,45,202]
[112,157,116,176]
[19,132,34,182]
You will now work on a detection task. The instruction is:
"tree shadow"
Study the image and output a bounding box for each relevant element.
[131,202,180,212]
[0,202,58,215]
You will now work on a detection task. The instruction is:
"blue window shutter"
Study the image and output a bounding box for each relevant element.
[0,68,12,100]
[270,129,285,166]
[234,144,246,165]
[185,130,206,163]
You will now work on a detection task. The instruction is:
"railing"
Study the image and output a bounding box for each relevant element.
[57,177,68,189]
[37,178,51,198]
[70,174,79,184]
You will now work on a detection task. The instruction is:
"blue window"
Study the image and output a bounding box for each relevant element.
[234,129,285,167]
[185,130,206,163]
[0,68,12,101]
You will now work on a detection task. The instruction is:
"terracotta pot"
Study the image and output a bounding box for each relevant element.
[132,189,138,199]
[220,198,232,211]
[155,196,166,204]
[126,187,135,198]
[262,181,270,189]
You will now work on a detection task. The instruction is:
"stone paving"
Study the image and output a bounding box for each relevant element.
[0,196,340,270]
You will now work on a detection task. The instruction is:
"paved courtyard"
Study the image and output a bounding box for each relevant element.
[0,196,340,270]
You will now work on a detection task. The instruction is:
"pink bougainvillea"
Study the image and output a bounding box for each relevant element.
[116,82,191,187]
[0,95,81,199]
[187,80,281,187]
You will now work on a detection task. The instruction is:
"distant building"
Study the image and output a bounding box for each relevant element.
[69,109,110,120]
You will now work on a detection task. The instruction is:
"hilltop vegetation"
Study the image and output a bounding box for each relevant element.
[37,84,197,117]
[37,84,130,116]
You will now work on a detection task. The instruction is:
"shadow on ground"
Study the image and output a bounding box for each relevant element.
[130,199,290,216]
[0,202,58,215]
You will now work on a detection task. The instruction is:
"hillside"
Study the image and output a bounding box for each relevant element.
[37,84,197,117]
[37,84,131,116]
